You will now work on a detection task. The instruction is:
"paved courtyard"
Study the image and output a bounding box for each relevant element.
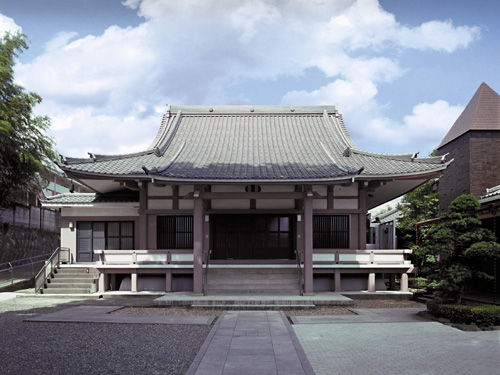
[293,317,500,375]
[1,293,499,375]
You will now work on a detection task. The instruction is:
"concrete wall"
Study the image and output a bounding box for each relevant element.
[0,225,60,263]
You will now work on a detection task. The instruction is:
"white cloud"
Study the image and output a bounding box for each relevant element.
[356,100,464,153]
[0,14,21,36]
[10,0,480,156]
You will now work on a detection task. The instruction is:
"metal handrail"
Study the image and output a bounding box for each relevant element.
[295,248,304,296]
[35,247,65,294]
[0,253,52,287]
[203,249,212,295]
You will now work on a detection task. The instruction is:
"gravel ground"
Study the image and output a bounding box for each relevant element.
[0,296,211,375]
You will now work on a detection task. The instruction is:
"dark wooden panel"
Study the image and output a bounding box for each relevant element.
[212,214,294,260]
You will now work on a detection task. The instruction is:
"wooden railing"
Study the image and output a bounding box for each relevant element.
[35,247,70,294]
[93,249,194,265]
[312,249,412,266]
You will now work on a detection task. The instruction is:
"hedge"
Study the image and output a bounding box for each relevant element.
[427,302,500,327]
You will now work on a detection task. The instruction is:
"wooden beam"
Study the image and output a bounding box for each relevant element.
[203,192,303,199]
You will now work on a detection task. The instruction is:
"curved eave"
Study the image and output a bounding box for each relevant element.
[61,162,449,185]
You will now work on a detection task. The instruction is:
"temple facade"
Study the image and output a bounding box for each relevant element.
[42,105,450,295]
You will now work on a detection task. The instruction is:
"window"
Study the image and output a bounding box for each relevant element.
[157,216,193,249]
[76,221,134,262]
[313,215,349,249]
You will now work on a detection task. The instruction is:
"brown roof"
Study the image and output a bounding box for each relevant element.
[438,82,500,148]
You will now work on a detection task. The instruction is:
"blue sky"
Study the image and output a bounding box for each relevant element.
[1,0,499,158]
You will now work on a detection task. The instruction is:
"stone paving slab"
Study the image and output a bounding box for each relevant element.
[293,321,500,375]
[186,311,315,375]
[291,307,427,324]
[24,305,215,325]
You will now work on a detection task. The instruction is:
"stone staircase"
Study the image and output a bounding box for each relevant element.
[40,267,99,294]
[204,267,301,296]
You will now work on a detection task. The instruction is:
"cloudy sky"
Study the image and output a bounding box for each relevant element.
[1,0,499,158]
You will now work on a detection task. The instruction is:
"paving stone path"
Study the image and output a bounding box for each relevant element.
[186,311,314,375]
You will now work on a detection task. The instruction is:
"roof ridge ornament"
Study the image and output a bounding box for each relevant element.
[411,152,419,161]
[321,143,364,175]
[142,142,186,176]
[440,153,449,164]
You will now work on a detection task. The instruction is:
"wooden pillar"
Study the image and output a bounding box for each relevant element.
[193,187,204,295]
[368,272,376,292]
[131,272,138,292]
[400,273,408,292]
[139,181,148,249]
[303,191,314,295]
[358,184,367,250]
[165,269,172,292]
[334,271,341,292]
[98,273,108,292]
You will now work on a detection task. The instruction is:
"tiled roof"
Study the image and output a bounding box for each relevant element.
[59,105,450,182]
[439,83,500,148]
[374,207,403,224]
[42,192,139,205]
[479,185,500,204]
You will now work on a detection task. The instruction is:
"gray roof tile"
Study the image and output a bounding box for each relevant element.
[59,105,450,182]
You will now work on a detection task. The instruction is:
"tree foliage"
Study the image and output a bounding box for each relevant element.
[415,194,500,303]
[0,33,56,209]
[396,179,439,248]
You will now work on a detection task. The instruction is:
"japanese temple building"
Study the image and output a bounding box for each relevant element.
[42,105,451,295]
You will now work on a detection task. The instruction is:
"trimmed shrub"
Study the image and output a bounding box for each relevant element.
[427,302,500,327]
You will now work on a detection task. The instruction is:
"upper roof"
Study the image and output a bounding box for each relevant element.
[439,83,500,148]
[58,105,449,185]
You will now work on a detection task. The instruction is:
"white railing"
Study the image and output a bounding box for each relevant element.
[93,249,194,265]
[312,249,412,266]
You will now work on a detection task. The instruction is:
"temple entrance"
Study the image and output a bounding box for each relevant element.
[211,214,294,260]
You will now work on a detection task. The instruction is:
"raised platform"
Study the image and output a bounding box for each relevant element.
[153,291,355,308]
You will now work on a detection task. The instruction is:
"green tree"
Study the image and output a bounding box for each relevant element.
[396,179,439,248]
[0,33,56,209]
[415,194,500,303]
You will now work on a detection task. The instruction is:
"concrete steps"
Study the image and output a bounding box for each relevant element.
[204,268,301,296]
[40,267,98,294]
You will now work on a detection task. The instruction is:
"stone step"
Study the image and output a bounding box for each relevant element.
[207,273,298,281]
[189,299,314,306]
[208,268,298,275]
[191,304,316,310]
[40,287,95,294]
[45,283,96,289]
[55,268,91,274]
[49,277,98,283]
[205,289,300,295]
[206,282,299,290]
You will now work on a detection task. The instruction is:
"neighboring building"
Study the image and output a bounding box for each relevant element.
[477,186,500,295]
[438,82,500,211]
[368,207,402,251]
[42,105,450,295]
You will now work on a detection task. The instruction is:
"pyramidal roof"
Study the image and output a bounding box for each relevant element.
[438,82,500,148]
